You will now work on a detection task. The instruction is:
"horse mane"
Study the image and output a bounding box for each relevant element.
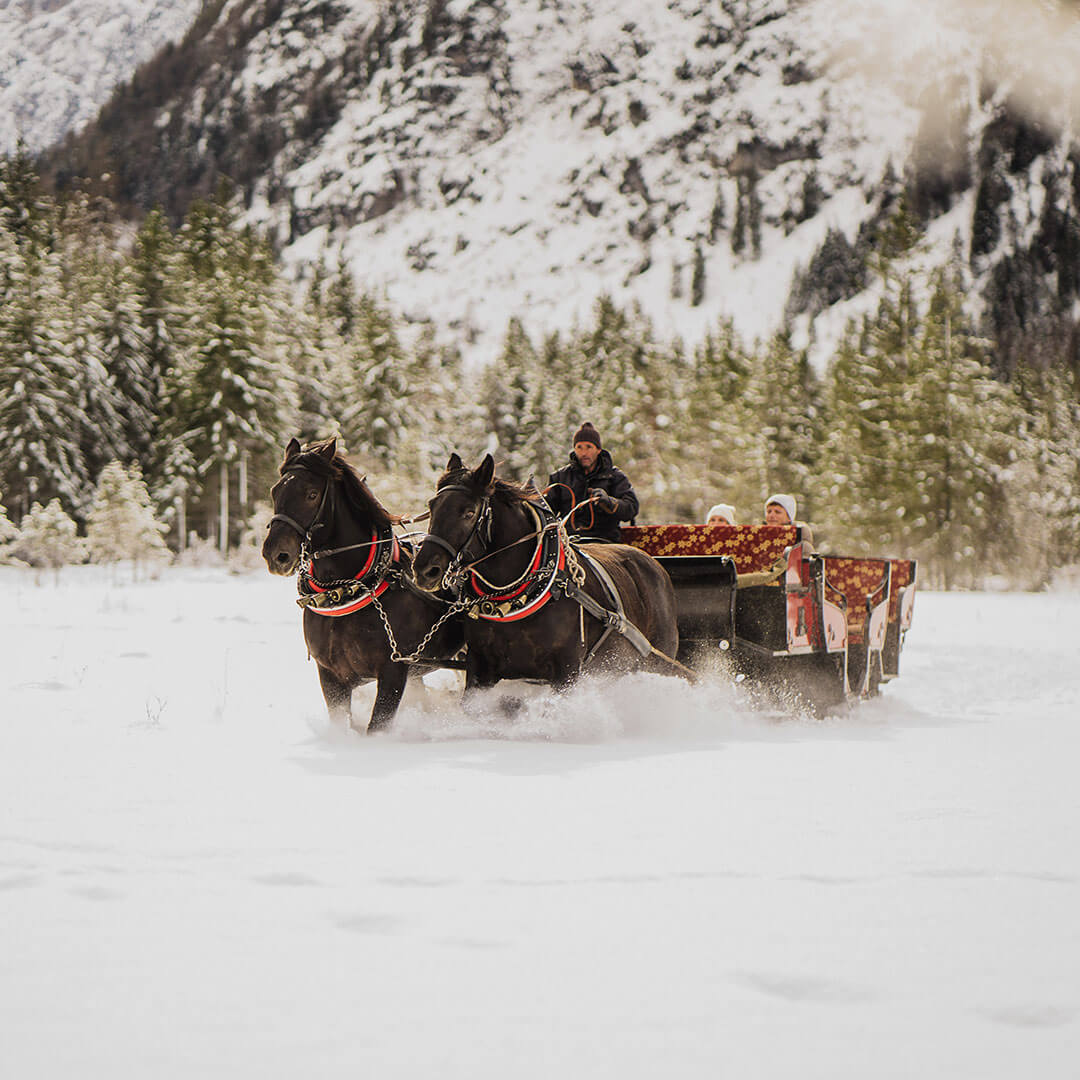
[439,465,539,508]
[294,438,393,530]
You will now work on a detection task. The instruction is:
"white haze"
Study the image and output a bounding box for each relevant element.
[832,0,1080,127]
[2,564,1078,1076]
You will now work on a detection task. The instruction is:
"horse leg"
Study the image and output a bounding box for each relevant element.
[462,654,499,711]
[318,665,353,728]
[366,662,409,734]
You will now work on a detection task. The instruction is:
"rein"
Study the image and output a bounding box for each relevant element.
[420,482,695,677]
[422,485,586,623]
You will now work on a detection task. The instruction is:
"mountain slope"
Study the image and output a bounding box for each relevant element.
[37,0,1080,367]
[0,0,200,154]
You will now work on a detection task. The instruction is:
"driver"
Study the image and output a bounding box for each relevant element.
[545,422,639,543]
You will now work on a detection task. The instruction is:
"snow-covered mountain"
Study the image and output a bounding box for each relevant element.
[32,0,1080,365]
[0,0,201,155]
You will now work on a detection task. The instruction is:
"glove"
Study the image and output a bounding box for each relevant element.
[588,489,619,514]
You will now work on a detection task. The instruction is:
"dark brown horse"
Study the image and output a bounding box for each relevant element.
[411,453,680,694]
[262,438,464,732]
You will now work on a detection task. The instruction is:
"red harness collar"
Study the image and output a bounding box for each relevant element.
[466,506,566,622]
[299,532,400,617]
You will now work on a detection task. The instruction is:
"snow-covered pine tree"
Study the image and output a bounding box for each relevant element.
[168,194,297,550]
[0,488,19,562]
[57,203,129,494]
[12,498,83,577]
[517,331,573,489]
[476,317,536,479]
[682,319,753,522]
[0,141,53,252]
[819,281,919,554]
[85,461,170,575]
[98,252,156,471]
[1004,361,1080,587]
[337,293,410,474]
[289,271,345,442]
[903,271,1013,587]
[149,434,199,552]
[411,326,468,462]
[737,330,821,525]
[0,218,90,519]
[132,209,181,476]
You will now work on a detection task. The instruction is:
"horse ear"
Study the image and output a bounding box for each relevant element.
[476,453,495,489]
[285,438,302,462]
[447,452,464,472]
[318,438,337,461]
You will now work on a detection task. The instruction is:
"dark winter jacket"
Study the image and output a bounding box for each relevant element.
[546,449,639,542]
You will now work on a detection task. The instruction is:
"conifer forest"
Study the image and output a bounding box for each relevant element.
[1,151,1078,590]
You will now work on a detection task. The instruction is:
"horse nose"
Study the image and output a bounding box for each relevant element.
[275,550,292,567]
[416,559,442,589]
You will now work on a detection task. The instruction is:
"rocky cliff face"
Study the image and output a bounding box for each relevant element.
[0,0,200,154]
[32,0,1080,368]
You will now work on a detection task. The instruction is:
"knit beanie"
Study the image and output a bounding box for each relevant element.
[764,493,797,524]
[573,422,602,449]
[704,503,736,525]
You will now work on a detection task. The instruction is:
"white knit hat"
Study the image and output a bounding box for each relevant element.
[704,503,736,525]
[764,493,796,524]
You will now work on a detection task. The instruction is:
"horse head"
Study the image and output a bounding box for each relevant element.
[262,437,340,575]
[412,452,496,592]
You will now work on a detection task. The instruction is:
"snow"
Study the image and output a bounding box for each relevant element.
[2,564,1078,1075]
[0,0,201,155]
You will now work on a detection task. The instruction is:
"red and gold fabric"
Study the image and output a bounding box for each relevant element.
[822,557,890,644]
[888,560,915,622]
[620,524,798,574]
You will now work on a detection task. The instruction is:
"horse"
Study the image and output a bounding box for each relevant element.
[411,453,681,694]
[262,437,465,732]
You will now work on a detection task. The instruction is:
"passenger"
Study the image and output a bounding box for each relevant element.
[764,493,815,548]
[546,422,639,543]
[705,503,736,526]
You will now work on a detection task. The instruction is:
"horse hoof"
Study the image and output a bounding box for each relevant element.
[498,696,524,719]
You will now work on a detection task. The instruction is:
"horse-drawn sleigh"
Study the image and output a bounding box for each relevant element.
[263,440,916,730]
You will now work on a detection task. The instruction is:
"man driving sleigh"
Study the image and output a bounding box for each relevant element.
[545,422,639,543]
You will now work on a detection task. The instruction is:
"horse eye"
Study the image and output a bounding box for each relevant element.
[306,489,319,502]
[463,507,476,519]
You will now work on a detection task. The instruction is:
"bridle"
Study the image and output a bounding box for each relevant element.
[421,483,494,576]
[268,456,382,562]
[268,457,336,552]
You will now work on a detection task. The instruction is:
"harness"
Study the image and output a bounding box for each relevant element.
[425,488,655,662]
[297,524,399,616]
[464,502,566,622]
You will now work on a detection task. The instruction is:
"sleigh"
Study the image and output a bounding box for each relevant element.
[620,524,917,711]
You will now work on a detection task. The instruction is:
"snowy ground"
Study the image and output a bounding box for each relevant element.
[2,565,1078,1077]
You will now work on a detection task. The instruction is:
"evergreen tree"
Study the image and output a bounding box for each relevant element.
[0,142,54,253]
[819,280,919,553]
[0,222,90,517]
[1002,361,1080,588]
[683,319,753,520]
[337,293,410,471]
[476,317,536,478]
[0,488,18,562]
[737,331,821,521]
[85,461,170,571]
[690,243,706,307]
[166,194,297,547]
[57,207,129,489]
[98,258,156,470]
[709,182,726,242]
[12,498,83,574]
[903,271,1013,587]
